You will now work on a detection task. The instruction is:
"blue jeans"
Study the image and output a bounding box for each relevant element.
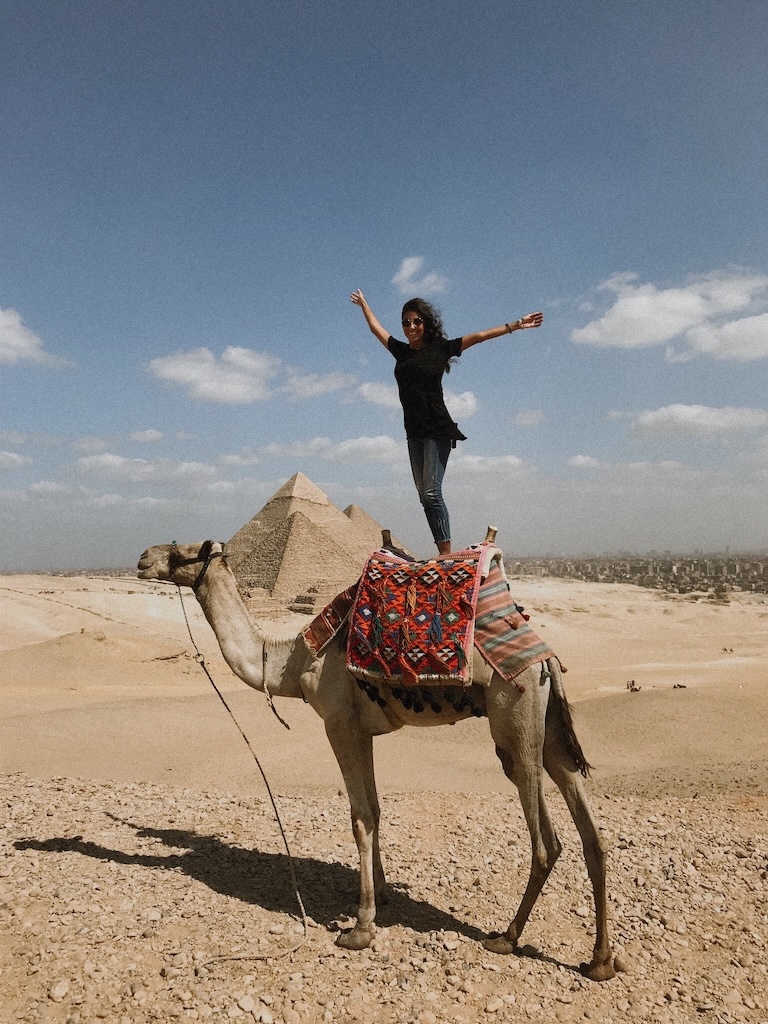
[407,437,452,545]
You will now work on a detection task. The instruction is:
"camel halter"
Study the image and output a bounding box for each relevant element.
[169,542,308,964]
[168,539,223,591]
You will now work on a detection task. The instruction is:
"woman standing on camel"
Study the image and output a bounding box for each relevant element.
[350,289,543,555]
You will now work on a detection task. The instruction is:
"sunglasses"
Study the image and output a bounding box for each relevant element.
[402,317,424,328]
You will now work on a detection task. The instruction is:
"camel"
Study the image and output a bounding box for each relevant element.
[137,539,615,981]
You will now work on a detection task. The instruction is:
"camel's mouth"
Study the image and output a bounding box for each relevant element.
[136,549,158,579]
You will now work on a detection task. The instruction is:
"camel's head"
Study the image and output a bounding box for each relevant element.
[137,540,225,588]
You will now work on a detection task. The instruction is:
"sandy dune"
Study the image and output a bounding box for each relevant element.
[2,573,766,797]
[2,572,767,1023]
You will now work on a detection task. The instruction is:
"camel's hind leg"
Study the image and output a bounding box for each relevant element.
[544,662,615,981]
[323,719,381,950]
[484,667,561,955]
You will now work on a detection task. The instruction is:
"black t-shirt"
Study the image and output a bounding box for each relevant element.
[387,336,467,441]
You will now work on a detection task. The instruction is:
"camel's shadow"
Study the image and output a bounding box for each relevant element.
[14,818,485,943]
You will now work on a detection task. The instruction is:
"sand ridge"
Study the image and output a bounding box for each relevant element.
[2,572,767,1022]
[2,572,767,794]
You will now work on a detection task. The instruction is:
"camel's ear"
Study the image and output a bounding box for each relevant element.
[212,541,225,554]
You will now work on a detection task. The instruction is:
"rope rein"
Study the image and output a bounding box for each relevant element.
[173,578,309,965]
[262,645,292,731]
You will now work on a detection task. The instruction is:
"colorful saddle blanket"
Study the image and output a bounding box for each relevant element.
[301,544,557,690]
[347,548,487,687]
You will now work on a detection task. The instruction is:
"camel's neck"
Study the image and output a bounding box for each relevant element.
[193,561,304,698]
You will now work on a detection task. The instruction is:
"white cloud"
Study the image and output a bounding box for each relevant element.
[452,453,527,475]
[207,480,237,494]
[149,346,355,404]
[282,369,356,399]
[358,381,401,410]
[0,307,69,366]
[259,437,336,460]
[563,458,693,482]
[131,496,171,508]
[72,436,110,455]
[29,480,70,495]
[685,313,768,361]
[76,452,218,483]
[0,431,32,445]
[514,409,545,427]
[445,390,477,420]
[325,435,403,464]
[149,346,281,403]
[632,404,768,439]
[0,451,32,469]
[572,270,768,361]
[204,477,274,499]
[218,450,262,467]
[129,429,163,443]
[92,493,124,508]
[259,435,404,464]
[0,431,66,449]
[606,460,692,480]
[392,256,447,296]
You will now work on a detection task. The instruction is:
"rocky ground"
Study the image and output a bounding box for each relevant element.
[2,773,767,1024]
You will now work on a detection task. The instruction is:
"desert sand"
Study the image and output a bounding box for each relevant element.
[2,572,767,1023]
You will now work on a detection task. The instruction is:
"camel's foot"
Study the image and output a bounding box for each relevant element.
[335,923,376,951]
[483,931,517,956]
[579,956,616,983]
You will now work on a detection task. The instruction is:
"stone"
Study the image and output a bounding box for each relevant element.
[49,980,70,1002]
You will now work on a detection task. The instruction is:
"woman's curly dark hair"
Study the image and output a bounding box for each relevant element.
[401,298,446,346]
[402,297,456,371]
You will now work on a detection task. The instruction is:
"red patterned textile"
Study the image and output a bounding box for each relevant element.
[346,549,485,687]
[302,545,560,694]
[300,583,356,655]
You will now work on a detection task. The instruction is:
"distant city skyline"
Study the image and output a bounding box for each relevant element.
[508,552,768,596]
[6,546,768,578]
[2,1,768,570]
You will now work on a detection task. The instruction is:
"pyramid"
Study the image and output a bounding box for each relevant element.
[226,472,405,601]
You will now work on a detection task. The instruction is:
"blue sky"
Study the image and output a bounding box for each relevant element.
[2,0,768,570]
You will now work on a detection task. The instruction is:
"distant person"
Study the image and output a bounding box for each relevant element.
[350,290,543,555]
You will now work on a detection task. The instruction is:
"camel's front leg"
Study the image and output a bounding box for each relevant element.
[323,720,379,950]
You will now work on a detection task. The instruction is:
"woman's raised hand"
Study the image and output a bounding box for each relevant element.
[351,290,390,347]
[519,311,544,329]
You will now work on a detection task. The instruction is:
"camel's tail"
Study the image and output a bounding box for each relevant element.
[546,657,592,778]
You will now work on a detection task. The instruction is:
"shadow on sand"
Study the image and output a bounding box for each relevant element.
[15,817,486,942]
[16,818,590,975]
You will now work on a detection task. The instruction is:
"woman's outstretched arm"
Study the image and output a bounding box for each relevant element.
[350,290,391,349]
[460,311,544,351]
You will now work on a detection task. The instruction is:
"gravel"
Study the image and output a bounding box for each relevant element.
[2,772,767,1023]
